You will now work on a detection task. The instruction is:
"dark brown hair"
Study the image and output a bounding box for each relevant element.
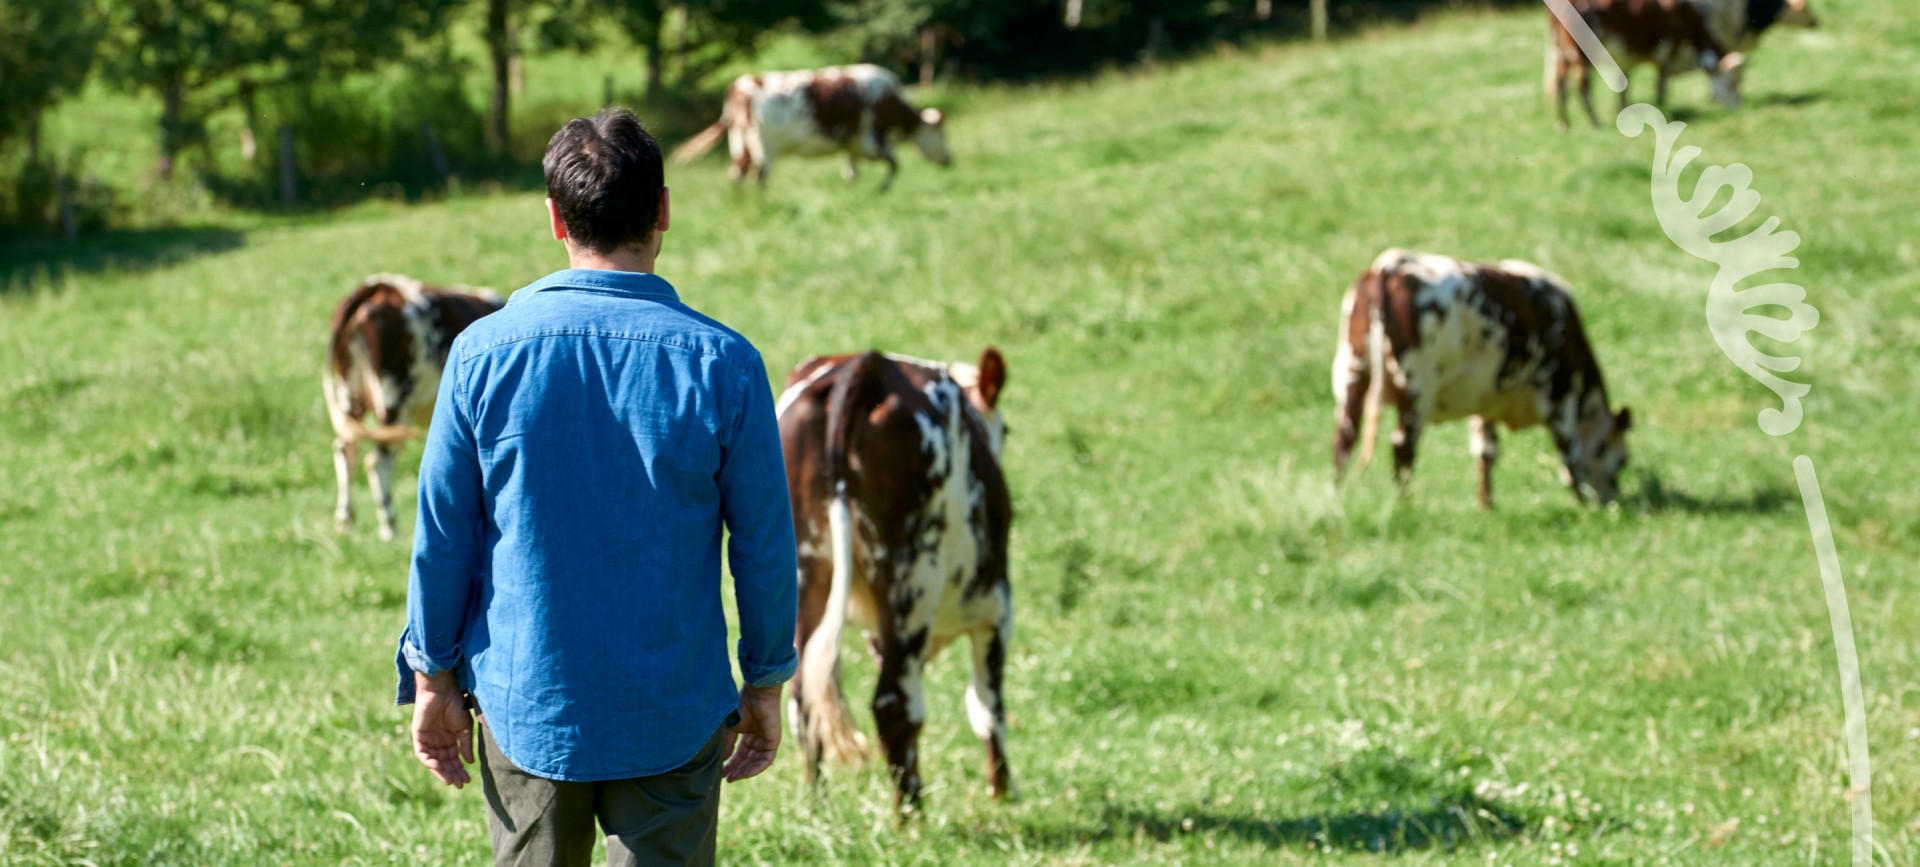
[542,107,664,254]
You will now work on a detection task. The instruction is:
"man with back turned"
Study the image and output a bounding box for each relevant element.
[394,107,798,866]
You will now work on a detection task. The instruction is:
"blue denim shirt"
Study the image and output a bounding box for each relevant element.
[393,268,798,782]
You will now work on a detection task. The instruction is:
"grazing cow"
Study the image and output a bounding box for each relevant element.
[324,274,501,540]
[1548,0,1746,130]
[1332,250,1632,507]
[670,64,951,191]
[1693,0,1817,53]
[777,349,1012,814]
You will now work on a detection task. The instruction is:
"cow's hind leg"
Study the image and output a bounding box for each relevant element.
[366,444,398,541]
[965,610,1015,801]
[333,436,358,530]
[842,156,860,185]
[1332,337,1371,481]
[872,645,926,815]
[1470,416,1500,509]
[1390,401,1424,492]
[871,606,930,816]
[877,150,900,193]
[1577,63,1602,128]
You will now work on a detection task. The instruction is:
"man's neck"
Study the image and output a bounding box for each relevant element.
[566,244,657,274]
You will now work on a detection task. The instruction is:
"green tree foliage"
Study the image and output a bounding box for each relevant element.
[0,0,105,158]
[103,0,460,178]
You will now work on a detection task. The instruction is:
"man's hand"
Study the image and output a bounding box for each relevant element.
[720,684,783,783]
[411,670,475,789]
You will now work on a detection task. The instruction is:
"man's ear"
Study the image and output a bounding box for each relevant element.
[656,187,671,233]
[547,197,569,243]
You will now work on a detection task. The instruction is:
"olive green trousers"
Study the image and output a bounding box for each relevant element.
[478,721,728,867]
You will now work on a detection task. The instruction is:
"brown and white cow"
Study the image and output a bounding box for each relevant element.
[323,273,501,540]
[670,64,951,191]
[777,349,1012,814]
[1332,250,1631,507]
[1694,0,1817,53]
[1548,0,1746,130]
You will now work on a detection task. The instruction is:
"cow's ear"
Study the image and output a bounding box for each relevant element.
[977,347,1006,409]
[1615,407,1633,432]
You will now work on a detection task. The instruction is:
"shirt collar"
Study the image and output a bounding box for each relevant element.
[510,269,679,305]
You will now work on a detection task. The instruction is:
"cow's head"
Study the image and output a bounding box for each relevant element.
[1780,0,1817,28]
[1566,402,1631,505]
[952,347,1007,458]
[914,108,953,167]
[1704,51,1747,109]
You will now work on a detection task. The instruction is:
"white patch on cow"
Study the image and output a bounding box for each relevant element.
[912,409,949,469]
[898,663,927,725]
[366,446,398,541]
[775,363,832,420]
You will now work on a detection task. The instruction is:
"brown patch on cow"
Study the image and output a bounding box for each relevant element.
[870,90,925,142]
[1561,0,1725,59]
[805,75,867,145]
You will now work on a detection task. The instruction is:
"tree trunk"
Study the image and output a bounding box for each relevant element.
[1143,16,1166,65]
[1064,0,1083,29]
[157,80,186,180]
[485,0,510,157]
[508,22,525,97]
[919,26,939,88]
[278,124,298,208]
[644,23,663,102]
[1255,0,1271,21]
[671,5,689,86]
[1311,0,1329,41]
[239,82,259,162]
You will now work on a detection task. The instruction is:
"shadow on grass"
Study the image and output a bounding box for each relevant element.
[984,796,1542,855]
[1626,467,1796,515]
[1751,90,1824,108]
[0,225,246,292]
[1103,798,1529,852]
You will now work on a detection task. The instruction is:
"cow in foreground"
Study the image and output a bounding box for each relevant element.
[324,274,501,539]
[1548,0,1746,130]
[778,349,1012,814]
[670,64,951,191]
[1332,250,1632,507]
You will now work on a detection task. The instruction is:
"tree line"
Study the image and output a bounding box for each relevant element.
[1,0,1454,233]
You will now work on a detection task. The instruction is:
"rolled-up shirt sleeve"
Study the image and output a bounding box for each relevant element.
[718,356,799,688]
[394,345,486,705]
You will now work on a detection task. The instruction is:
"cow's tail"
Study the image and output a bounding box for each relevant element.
[669,120,727,166]
[1353,272,1388,475]
[798,352,888,765]
[325,278,418,447]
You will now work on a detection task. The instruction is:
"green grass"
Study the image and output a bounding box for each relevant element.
[4,3,1920,864]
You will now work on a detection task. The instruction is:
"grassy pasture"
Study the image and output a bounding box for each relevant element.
[3,2,1919,864]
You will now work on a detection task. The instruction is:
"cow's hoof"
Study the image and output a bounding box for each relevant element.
[378,526,397,542]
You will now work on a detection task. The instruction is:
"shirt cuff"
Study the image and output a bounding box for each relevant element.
[741,653,798,689]
[394,628,462,706]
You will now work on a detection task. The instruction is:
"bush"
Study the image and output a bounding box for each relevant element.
[209,55,489,209]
